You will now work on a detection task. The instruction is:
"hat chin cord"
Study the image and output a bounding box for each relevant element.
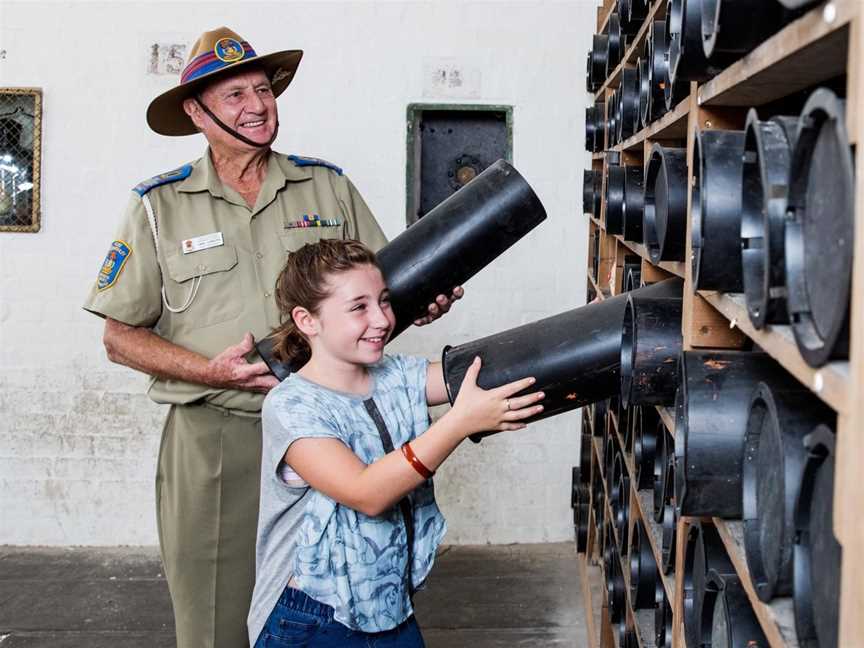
[194,96,279,148]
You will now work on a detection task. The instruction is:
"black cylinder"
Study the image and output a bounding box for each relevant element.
[701,0,789,63]
[668,0,720,85]
[379,159,547,338]
[622,255,642,295]
[620,67,640,142]
[590,34,610,91]
[794,424,842,648]
[606,539,627,624]
[653,418,670,523]
[742,376,834,602]
[633,405,659,490]
[682,523,736,647]
[442,280,680,441]
[660,466,677,574]
[623,165,645,243]
[644,144,688,262]
[630,519,658,609]
[580,425,592,484]
[591,228,601,280]
[605,165,627,235]
[628,0,649,25]
[583,168,602,217]
[592,398,609,439]
[605,431,617,488]
[740,110,798,329]
[587,100,605,153]
[785,88,855,367]
[594,100,606,150]
[592,464,605,533]
[620,277,684,407]
[701,568,768,648]
[607,14,624,76]
[572,478,591,554]
[674,350,792,518]
[586,50,596,93]
[655,576,673,648]
[606,92,618,147]
[609,395,630,454]
[691,128,746,292]
[621,404,635,452]
[612,453,631,551]
[256,159,546,377]
[663,0,694,111]
[585,106,598,153]
[646,21,669,124]
[682,523,701,648]
[624,262,642,294]
[637,56,650,131]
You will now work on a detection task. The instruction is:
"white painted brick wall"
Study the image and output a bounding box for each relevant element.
[0,0,595,545]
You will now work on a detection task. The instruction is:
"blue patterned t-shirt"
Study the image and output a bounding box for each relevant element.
[247,354,447,643]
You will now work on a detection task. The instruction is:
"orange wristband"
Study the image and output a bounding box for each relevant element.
[401,442,435,479]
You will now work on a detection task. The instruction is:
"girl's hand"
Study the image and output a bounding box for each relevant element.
[448,356,545,436]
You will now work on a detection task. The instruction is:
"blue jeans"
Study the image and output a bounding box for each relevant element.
[255,586,426,648]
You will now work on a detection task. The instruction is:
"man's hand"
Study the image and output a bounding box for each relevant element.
[207,333,279,393]
[413,286,464,327]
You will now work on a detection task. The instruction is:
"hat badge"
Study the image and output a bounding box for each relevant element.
[214,37,245,63]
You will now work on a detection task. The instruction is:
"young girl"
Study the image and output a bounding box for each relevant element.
[247,239,544,647]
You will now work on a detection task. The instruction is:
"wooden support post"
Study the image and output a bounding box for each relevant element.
[837,10,864,648]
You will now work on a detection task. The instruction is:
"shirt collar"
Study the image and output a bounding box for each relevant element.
[177,147,313,198]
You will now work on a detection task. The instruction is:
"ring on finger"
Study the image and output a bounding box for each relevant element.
[505,399,511,411]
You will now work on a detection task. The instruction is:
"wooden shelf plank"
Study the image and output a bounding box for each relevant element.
[616,235,686,278]
[579,553,605,648]
[616,95,690,152]
[712,520,800,648]
[700,291,849,413]
[699,1,856,107]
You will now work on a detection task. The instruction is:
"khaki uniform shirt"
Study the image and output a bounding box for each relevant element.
[83,150,388,413]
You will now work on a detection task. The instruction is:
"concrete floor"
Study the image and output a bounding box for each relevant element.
[0,542,584,647]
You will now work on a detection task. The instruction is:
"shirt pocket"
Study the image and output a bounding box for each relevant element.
[163,245,243,328]
[279,225,344,253]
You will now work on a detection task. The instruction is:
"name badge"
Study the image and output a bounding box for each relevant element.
[182,232,224,254]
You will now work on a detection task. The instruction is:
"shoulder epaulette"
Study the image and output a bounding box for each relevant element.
[287,155,343,176]
[132,164,193,196]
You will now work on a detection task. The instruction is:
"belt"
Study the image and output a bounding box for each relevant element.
[199,401,263,420]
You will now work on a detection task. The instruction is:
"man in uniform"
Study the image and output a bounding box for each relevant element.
[83,27,460,648]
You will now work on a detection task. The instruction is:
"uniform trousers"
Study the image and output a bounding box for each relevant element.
[156,403,262,648]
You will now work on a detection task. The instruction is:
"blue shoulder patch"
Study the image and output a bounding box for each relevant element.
[287,155,343,176]
[132,164,193,196]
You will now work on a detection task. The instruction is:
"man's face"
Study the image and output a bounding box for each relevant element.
[186,68,279,150]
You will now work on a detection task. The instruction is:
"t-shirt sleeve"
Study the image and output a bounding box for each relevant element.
[262,389,345,477]
[82,193,163,327]
[339,176,389,252]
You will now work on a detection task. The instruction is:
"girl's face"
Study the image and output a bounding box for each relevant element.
[307,264,396,367]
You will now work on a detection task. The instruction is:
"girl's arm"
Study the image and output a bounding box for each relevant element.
[285,357,544,517]
[425,361,449,406]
